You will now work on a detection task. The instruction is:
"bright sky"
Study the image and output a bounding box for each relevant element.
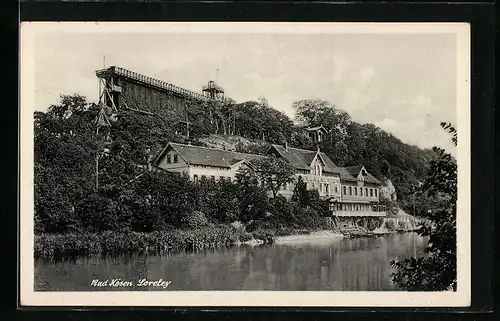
[31,24,458,154]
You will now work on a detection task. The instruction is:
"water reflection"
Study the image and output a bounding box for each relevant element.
[35,232,428,291]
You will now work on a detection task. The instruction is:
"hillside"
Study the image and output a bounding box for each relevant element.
[190,97,438,214]
[35,94,440,222]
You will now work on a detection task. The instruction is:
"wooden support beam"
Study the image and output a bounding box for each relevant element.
[123,102,155,116]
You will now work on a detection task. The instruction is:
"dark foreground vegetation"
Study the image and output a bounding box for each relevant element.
[35,225,259,261]
[390,124,457,291]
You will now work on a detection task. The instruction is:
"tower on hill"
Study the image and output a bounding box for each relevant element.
[202,80,225,100]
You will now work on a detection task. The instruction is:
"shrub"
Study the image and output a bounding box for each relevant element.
[239,232,253,243]
[294,207,325,229]
[386,219,396,231]
[251,229,275,244]
[230,221,245,232]
[34,225,241,261]
[366,217,383,231]
[183,211,209,229]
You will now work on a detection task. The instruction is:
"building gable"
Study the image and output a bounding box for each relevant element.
[155,143,189,169]
[343,165,382,185]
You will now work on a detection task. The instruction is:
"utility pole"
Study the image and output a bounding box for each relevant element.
[95,104,111,192]
[95,126,99,191]
[186,110,190,138]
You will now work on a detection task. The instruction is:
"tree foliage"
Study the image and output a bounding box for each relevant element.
[34,95,294,232]
[390,124,457,291]
[238,156,296,198]
[292,99,439,213]
[34,93,446,239]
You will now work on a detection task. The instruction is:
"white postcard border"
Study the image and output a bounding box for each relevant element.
[20,22,471,307]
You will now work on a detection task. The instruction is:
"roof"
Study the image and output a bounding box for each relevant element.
[153,142,381,185]
[346,165,363,176]
[95,66,231,103]
[154,143,266,168]
[304,125,329,133]
[268,145,341,174]
[339,167,358,182]
[343,165,382,185]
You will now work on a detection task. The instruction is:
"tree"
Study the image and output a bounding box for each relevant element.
[231,100,294,143]
[292,99,351,143]
[240,156,296,198]
[291,176,311,207]
[34,95,98,233]
[234,166,271,223]
[390,122,457,291]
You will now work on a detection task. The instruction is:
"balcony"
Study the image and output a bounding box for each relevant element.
[332,210,386,217]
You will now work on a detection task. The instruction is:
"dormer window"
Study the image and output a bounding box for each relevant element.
[173,154,178,163]
[167,155,171,164]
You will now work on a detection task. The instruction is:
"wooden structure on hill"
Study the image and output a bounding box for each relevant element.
[95,66,228,118]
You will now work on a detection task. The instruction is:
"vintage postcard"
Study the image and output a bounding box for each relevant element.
[20,22,470,307]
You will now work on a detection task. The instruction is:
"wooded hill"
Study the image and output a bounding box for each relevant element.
[172,96,439,212]
[35,94,441,232]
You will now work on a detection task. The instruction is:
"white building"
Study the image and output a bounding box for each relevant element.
[153,142,265,183]
[153,142,385,217]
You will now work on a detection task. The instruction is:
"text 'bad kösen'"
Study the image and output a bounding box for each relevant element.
[91,278,171,289]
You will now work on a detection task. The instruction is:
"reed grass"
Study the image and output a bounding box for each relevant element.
[35,225,241,261]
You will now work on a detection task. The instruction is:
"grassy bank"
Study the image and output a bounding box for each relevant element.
[34,224,286,261]
[35,225,240,261]
[34,220,417,261]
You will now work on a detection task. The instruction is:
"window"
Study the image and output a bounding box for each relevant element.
[173,154,178,163]
[370,188,373,197]
[166,155,171,164]
[343,186,347,195]
[210,175,215,181]
[227,177,231,183]
[365,188,368,196]
[219,176,225,182]
[360,188,363,196]
[374,189,378,197]
[193,174,199,183]
[335,186,338,194]
[319,183,323,193]
[325,184,329,195]
[349,187,352,195]
[201,175,207,180]
[354,187,358,196]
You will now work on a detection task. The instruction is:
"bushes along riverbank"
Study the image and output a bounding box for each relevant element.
[35,225,242,261]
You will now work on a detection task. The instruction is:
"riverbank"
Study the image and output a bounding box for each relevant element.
[35,215,420,261]
[35,225,241,261]
[274,230,344,243]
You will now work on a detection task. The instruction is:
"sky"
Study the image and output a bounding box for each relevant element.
[32,27,458,154]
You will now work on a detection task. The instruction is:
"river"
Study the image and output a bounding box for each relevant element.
[35,232,428,291]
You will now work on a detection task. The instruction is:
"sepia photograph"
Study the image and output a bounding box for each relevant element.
[20,22,470,307]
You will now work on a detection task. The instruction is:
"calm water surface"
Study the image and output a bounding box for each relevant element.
[35,232,428,291]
